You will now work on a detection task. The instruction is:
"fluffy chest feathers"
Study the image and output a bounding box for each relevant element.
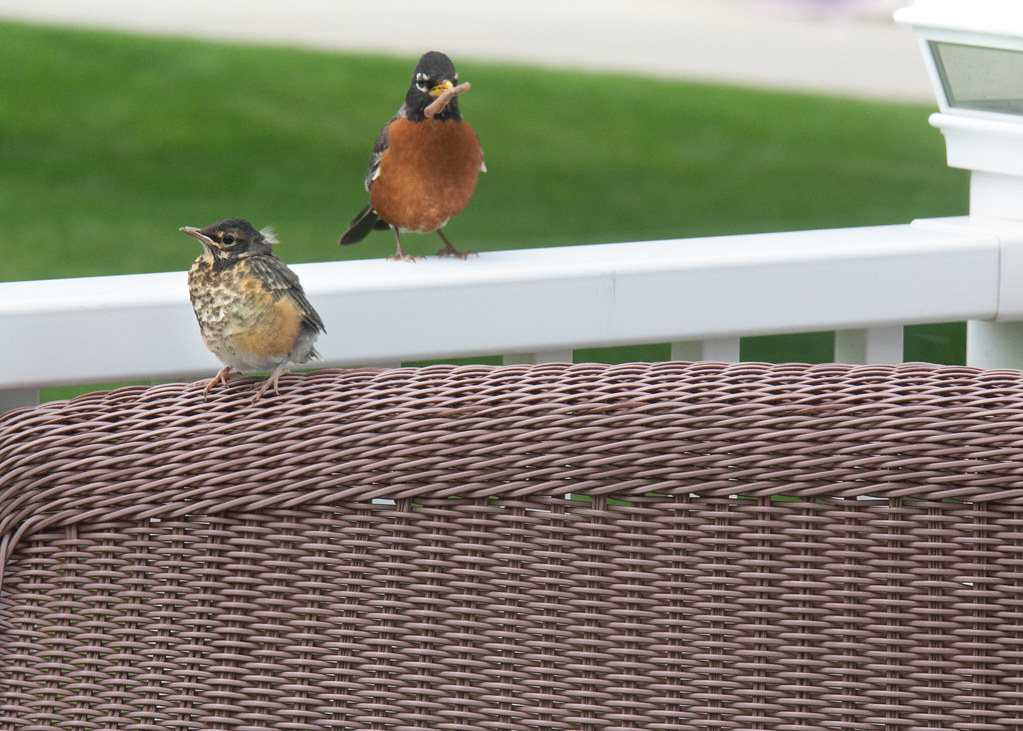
[187,254,320,372]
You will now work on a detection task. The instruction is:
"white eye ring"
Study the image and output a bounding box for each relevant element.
[415,72,429,92]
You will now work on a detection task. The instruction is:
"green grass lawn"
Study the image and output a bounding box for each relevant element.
[0,19,970,393]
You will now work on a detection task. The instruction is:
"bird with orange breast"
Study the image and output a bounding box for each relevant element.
[339,51,485,261]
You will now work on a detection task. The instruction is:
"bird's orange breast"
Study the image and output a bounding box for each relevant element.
[371,118,483,233]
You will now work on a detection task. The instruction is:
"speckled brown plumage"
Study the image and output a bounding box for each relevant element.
[182,218,324,400]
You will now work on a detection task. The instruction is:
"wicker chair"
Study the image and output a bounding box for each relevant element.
[2,361,1023,730]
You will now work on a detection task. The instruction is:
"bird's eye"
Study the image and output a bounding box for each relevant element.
[415,72,430,92]
[222,234,235,245]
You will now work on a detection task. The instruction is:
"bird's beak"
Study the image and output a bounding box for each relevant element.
[180,225,220,250]
[429,79,454,97]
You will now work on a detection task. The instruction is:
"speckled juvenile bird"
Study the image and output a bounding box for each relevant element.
[339,50,485,261]
[181,218,325,401]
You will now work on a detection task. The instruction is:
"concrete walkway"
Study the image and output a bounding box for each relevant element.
[0,0,933,103]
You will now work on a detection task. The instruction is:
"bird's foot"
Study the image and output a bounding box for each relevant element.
[201,366,238,399]
[436,230,475,259]
[387,250,425,263]
[252,364,290,402]
[437,246,477,259]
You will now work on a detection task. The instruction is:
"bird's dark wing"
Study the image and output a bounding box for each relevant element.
[247,256,325,334]
[340,110,404,245]
[340,107,410,245]
[364,113,397,190]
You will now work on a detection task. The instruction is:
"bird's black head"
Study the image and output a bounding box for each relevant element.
[180,218,276,263]
[404,51,462,120]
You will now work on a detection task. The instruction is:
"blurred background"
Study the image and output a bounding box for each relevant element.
[0,0,968,369]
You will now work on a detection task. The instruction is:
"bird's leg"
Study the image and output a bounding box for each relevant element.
[202,365,238,399]
[386,225,423,263]
[436,229,476,259]
[252,363,291,402]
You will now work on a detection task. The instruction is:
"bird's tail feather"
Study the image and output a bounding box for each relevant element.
[339,204,387,245]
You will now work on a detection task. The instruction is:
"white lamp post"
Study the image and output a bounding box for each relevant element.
[896,0,1023,367]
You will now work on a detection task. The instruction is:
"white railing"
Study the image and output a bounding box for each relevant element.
[4,214,1023,412]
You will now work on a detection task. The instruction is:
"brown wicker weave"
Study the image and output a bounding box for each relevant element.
[3,361,1023,730]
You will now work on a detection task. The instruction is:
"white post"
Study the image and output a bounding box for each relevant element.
[965,175,1023,369]
[896,2,1023,370]
[0,388,39,413]
[969,172,1023,220]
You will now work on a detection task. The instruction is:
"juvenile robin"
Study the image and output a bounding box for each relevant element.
[181,218,325,401]
[339,50,485,262]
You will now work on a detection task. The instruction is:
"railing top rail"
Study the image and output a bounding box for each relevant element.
[0,218,1011,390]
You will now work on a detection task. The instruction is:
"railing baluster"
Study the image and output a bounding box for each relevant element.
[835,326,904,364]
[504,350,574,365]
[669,342,700,361]
[966,321,1023,369]
[671,338,740,362]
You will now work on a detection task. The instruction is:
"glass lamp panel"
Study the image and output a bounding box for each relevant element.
[930,41,1023,115]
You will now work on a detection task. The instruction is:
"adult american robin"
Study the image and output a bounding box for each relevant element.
[339,50,485,262]
[181,218,325,401]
